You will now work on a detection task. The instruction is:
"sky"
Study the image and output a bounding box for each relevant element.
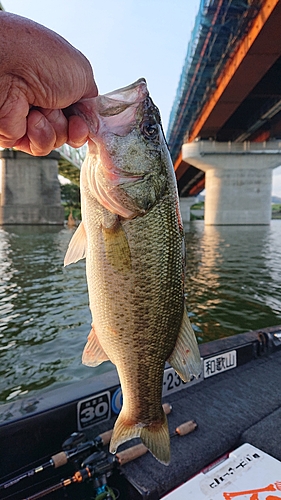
[3,0,200,132]
[2,0,281,197]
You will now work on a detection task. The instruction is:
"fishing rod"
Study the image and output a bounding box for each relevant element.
[0,402,172,493]
[0,429,112,492]
[22,450,117,500]
[20,417,197,500]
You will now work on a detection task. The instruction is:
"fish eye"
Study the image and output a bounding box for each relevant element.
[141,122,159,139]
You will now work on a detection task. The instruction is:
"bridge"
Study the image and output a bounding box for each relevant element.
[0,0,86,225]
[1,0,281,225]
[57,144,86,185]
[167,0,281,224]
[0,146,84,225]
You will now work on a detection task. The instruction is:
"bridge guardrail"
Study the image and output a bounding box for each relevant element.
[56,144,87,169]
[186,140,281,155]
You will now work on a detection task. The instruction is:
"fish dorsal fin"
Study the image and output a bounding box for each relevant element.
[82,327,109,367]
[102,219,131,273]
[64,222,87,266]
[167,306,202,383]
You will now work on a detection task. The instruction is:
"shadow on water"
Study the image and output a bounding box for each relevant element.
[0,225,113,404]
[184,220,281,343]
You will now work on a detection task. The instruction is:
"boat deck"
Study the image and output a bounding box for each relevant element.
[123,331,281,498]
[1,325,281,499]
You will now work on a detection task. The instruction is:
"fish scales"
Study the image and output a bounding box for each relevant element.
[86,195,183,417]
[64,78,201,465]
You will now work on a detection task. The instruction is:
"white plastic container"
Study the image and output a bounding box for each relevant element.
[164,443,281,499]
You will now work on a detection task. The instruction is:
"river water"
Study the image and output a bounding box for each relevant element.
[0,221,281,404]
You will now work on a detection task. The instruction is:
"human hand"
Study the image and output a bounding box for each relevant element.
[0,12,98,156]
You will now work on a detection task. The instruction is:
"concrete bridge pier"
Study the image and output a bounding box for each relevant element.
[179,197,197,223]
[0,149,64,225]
[182,141,281,225]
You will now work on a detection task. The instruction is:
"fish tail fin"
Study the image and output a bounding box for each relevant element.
[110,409,170,466]
[140,413,170,465]
[109,411,141,453]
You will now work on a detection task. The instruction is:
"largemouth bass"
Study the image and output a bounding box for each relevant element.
[64,78,201,465]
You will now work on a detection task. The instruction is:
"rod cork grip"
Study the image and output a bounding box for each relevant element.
[117,444,148,465]
[51,451,68,468]
[162,402,172,415]
[99,429,113,445]
[176,420,197,436]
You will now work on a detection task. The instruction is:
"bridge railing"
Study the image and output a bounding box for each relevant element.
[167,0,265,162]
[189,140,281,154]
[56,144,87,169]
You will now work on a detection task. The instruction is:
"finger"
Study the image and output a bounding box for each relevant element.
[67,114,89,148]
[28,109,57,155]
[0,91,29,146]
[0,135,20,148]
[14,109,56,156]
[38,108,68,148]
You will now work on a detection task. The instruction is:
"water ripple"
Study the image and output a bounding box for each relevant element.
[184,220,281,342]
[1,221,281,404]
[0,225,113,404]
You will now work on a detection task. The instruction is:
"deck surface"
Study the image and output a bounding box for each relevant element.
[1,326,281,499]
[121,347,281,497]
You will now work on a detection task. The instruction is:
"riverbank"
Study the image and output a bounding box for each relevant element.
[272,203,281,218]
[191,202,281,220]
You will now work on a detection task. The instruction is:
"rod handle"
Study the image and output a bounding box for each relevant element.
[117,444,148,465]
[162,402,172,415]
[51,451,68,468]
[99,429,113,445]
[175,420,197,436]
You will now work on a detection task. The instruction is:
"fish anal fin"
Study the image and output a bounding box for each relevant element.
[102,219,131,273]
[82,327,109,367]
[64,222,87,266]
[167,306,202,383]
[109,409,170,466]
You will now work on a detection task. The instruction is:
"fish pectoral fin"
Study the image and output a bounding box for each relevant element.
[110,409,170,465]
[64,222,87,266]
[102,219,131,273]
[82,327,109,367]
[167,306,202,383]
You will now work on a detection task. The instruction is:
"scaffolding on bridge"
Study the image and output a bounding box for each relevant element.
[167,0,263,163]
